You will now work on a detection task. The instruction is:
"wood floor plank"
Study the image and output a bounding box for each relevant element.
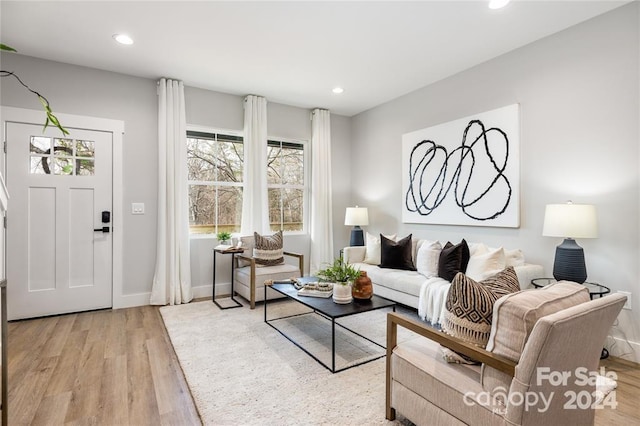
[97,354,129,425]
[43,330,89,397]
[63,339,106,423]
[30,391,72,426]
[104,308,127,359]
[9,356,59,425]
[126,327,162,425]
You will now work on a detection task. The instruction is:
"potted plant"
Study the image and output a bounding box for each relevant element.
[216,231,231,245]
[316,257,360,304]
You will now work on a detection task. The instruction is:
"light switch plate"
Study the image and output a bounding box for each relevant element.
[618,291,632,310]
[132,202,145,215]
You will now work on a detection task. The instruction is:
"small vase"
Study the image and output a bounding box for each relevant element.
[332,282,353,304]
[352,271,373,300]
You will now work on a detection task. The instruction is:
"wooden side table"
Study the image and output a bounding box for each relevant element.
[212,247,245,309]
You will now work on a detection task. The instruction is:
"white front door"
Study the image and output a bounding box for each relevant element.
[6,122,113,320]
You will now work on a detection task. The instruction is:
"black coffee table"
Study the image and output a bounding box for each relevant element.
[265,279,396,373]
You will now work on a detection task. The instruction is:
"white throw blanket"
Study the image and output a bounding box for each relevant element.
[418,277,451,325]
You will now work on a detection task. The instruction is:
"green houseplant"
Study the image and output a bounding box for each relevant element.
[1,44,68,136]
[316,257,360,284]
[316,257,360,304]
[216,231,232,244]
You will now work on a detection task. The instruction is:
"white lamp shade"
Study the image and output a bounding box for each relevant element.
[345,207,369,226]
[542,203,598,239]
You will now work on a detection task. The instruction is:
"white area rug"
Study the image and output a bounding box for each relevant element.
[160,300,414,425]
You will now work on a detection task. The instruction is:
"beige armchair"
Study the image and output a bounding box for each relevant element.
[386,286,626,426]
[233,235,303,309]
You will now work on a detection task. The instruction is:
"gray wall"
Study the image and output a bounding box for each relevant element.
[0,53,159,298]
[0,54,352,301]
[351,3,639,360]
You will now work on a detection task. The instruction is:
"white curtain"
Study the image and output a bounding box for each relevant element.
[150,78,193,305]
[241,95,270,235]
[309,108,334,274]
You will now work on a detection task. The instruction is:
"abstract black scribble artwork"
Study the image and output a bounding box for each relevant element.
[402,104,520,228]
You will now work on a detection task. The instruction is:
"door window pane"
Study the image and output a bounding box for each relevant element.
[29,137,96,176]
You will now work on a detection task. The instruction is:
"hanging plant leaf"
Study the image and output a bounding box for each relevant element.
[0,44,17,52]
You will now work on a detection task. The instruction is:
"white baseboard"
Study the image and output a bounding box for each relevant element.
[193,282,230,300]
[112,282,232,310]
[605,335,640,363]
[113,292,151,309]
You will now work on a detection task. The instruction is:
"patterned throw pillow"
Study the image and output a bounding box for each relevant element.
[441,267,520,363]
[253,231,284,266]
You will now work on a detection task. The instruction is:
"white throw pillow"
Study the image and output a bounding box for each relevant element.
[415,240,442,278]
[468,242,489,257]
[363,232,396,265]
[486,245,525,267]
[466,247,506,281]
[504,248,525,267]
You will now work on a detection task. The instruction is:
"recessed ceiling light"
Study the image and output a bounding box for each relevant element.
[489,0,511,9]
[332,87,344,94]
[113,34,134,45]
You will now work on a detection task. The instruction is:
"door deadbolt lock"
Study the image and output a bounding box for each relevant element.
[102,211,111,223]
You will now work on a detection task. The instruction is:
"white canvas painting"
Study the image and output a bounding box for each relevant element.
[402,104,520,228]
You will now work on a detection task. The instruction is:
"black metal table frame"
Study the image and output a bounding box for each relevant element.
[212,249,243,309]
[264,282,396,373]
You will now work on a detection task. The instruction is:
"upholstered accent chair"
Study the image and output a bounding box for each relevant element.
[386,284,626,426]
[234,234,304,309]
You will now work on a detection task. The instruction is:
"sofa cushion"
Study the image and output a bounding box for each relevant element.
[437,240,470,281]
[441,267,520,363]
[391,337,503,425]
[253,231,284,266]
[380,234,416,271]
[355,262,426,297]
[481,281,590,398]
[364,232,396,265]
[415,240,442,278]
[466,247,506,281]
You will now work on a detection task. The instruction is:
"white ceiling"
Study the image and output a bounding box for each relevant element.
[0,1,628,116]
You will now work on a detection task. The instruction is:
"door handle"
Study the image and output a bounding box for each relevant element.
[94,226,110,233]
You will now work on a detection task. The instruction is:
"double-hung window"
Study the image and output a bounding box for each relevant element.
[187,130,243,234]
[267,139,307,232]
[186,130,307,235]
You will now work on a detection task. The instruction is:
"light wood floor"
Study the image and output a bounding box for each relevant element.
[7,304,640,425]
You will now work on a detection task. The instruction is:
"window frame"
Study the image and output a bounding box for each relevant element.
[266,136,309,235]
[186,125,244,239]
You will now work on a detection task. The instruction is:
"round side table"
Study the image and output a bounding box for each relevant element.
[531,278,611,300]
[530,278,611,359]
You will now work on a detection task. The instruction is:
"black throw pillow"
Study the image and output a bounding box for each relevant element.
[437,239,470,281]
[379,234,416,271]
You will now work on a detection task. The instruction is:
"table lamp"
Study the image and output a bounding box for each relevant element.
[542,202,597,283]
[345,206,368,246]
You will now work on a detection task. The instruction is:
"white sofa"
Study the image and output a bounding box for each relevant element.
[343,239,543,325]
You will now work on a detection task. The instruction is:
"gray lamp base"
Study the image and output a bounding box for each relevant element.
[349,226,364,246]
[552,238,587,283]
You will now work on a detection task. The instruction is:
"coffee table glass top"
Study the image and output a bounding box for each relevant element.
[269,282,396,319]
